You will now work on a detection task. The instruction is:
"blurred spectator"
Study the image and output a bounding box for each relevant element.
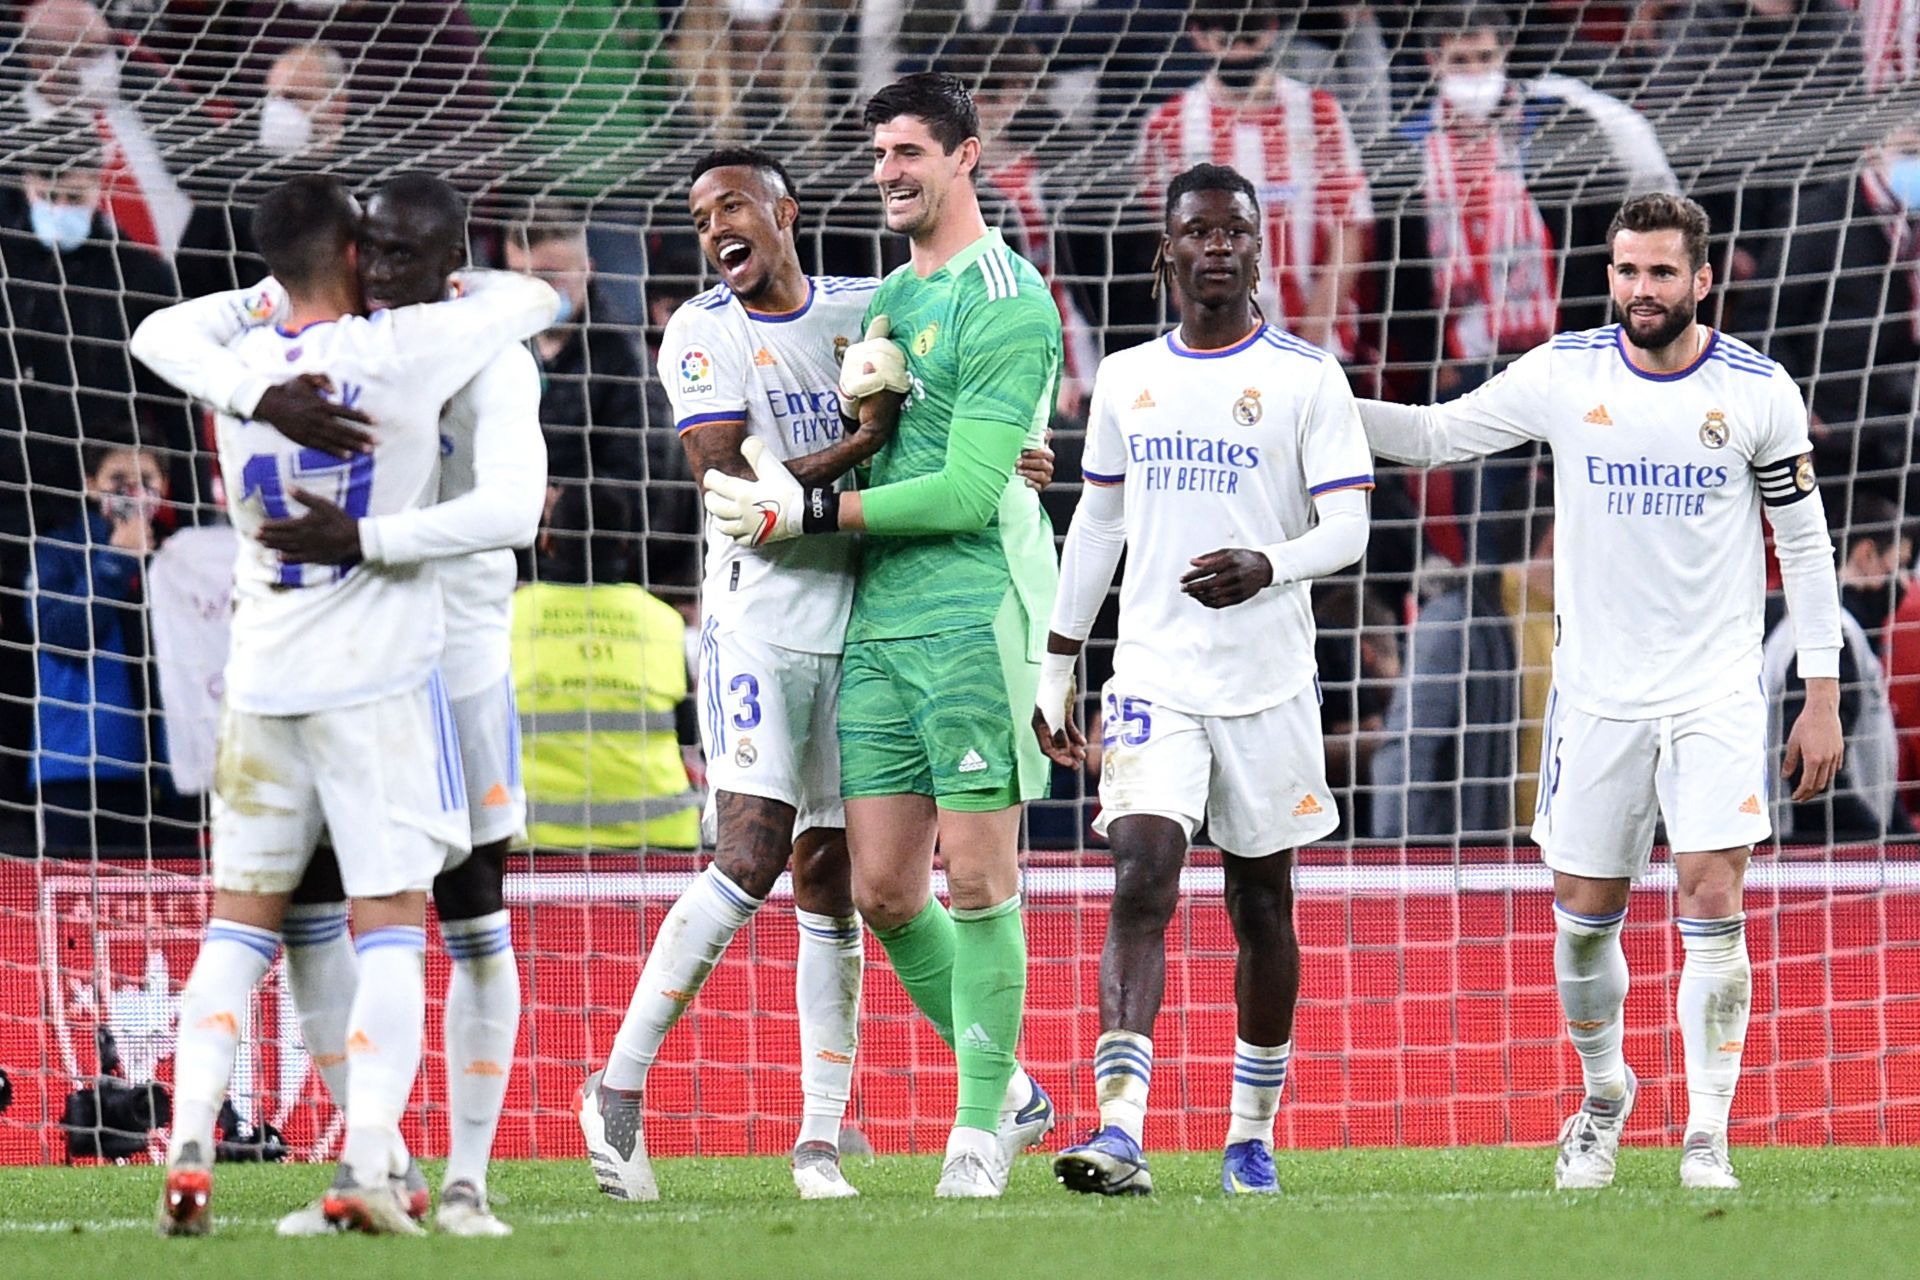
[1763,497,1912,839]
[513,483,700,850]
[1862,0,1918,90]
[962,34,1101,421]
[505,202,698,598]
[176,42,349,296]
[246,1,492,138]
[1371,508,1554,841]
[674,0,827,144]
[1617,2,1860,112]
[1313,578,1401,838]
[1737,120,1920,514]
[5,0,194,255]
[30,431,174,854]
[464,0,670,148]
[1139,2,1374,356]
[1279,2,1402,145]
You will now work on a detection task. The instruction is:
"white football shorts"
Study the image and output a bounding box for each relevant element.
[1093,678,1339,857]
[453,672,527,848]
[696,621,845,838]
[211,673,472,898]
[1530,684,1771,882]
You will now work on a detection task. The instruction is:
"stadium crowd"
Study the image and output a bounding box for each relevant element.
[0,0,1916,857]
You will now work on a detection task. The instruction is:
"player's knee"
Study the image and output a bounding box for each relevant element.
[1110,857,1182,934]
[789,829,853,915]
[432,840,509,921]
[851,880,921,932]
[1223,871,1295,941]
[712,793,801,900]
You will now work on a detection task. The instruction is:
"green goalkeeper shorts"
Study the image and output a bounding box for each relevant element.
[838,599,1050,811]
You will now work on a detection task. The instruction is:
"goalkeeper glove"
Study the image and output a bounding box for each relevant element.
[837,315,911,407]
[1035,651,1078,740]
[703,438,839,547]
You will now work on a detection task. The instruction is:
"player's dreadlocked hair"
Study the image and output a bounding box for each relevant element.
[1152,162,1262,302]
[689,147,803,228]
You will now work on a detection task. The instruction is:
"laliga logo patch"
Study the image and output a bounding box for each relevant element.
[244,290,276,322]
[1794,452,1815,493]
[680,347,715,394]
[912,322,939,357]
[1699,409,1729,449]
[1232,387,1263,427]
[734,737,757,768]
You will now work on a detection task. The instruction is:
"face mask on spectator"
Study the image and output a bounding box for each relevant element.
[1888,155,1920,210]
[100,485,162,525]
[76,50,121,105]
[1439,70,1508,121]
[30,200,92,253]
[258,96,314,157]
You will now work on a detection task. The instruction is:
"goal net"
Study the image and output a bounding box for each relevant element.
[1,1,1917,1164]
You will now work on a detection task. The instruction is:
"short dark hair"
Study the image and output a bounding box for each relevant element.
[82,423,146,481]
[510,197,590,252]
[251,174,359,289]
[1607,192,1712,273]
[1420,2,1517,50]
[863,72,979,155]
[369,171,467,242]
[1188,0,1276,36]
[687,147,801,229]
[1164,162,1260,231]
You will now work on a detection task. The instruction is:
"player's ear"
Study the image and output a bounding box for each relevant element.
[775,195,799,232]
[955,136,981,179]
[1694,259,1712,300]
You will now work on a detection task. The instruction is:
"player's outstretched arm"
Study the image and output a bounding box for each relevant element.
[1357,345,1553,467]
[1032,480,1127,766]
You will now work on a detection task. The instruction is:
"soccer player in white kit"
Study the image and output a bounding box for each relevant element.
[1035,164,1372,1198]
[133,174,545,1237]
[1355,193,1845,1191]
[578,147,1058,1202]
[145,175,558,1236]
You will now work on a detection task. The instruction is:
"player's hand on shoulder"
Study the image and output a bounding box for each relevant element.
[254,373,374,460]
[1179,548,1275,609]
[838,315,911,406]
[257,486,364,566]
[1783,677,1845,803]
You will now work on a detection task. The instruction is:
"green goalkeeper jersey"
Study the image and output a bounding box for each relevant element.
[848,230,1062,650]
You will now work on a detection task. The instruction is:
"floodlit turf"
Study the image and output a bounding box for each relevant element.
[4,1148,1920,1280]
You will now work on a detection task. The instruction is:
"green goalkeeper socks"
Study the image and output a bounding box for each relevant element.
[873,896,958,1047]
[950,896,1026,1132]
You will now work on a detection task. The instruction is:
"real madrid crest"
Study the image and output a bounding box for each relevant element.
[1794,452,1815,493]
[1232,387,1263,427]
[1698,409,1729,450]
[734,737,758,769]
[913,322,940,357]
[833,335,850,362]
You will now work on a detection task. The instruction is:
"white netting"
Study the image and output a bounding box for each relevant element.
[1,1,1918,1163]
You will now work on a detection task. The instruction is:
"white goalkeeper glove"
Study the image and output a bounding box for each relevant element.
[703,438,839,548]
[1035,650,1078,740]
[837,315,911,406]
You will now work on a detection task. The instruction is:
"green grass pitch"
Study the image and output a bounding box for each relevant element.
[5,1149,1920,1280]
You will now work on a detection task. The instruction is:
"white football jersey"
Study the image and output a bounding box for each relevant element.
[1081,324,1375,717]
[217,279,556,715]
[659,277,876,655]
[1396,324,1820,720]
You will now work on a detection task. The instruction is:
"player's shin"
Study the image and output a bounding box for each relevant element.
[442,909,520,1193]
[1222,855,1298,1147]
[950,895,1026,1133]
[339,924,428,1182]
[169,919,281,1164]
[605,864,763,1091]
[281,903,356,1110]
[870,896,960,1046]
[1677,913,1750,1137]
[795,909,862,1147]
[1553,903,1631,1101]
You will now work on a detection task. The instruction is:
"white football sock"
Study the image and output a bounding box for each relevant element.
[168,920,278,1164]
[1093,1030,1152,1143]
[1002,1065,1037,1113]
[604,865,762,1091]
[442,910,521,1193]
[340,925,427,1182]
[1553,903,1631,1102]
[281,904,356,1110]
[794,909,861,1148]
[1224,1039,1290,1147]
[1677,914,1750,1137]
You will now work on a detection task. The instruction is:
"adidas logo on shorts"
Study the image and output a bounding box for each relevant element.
[957,749,988,774]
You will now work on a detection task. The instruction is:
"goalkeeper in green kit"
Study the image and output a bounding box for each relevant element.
[703,72,1062,1198]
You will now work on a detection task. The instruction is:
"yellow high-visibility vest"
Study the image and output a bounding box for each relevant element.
[510,581,700,849]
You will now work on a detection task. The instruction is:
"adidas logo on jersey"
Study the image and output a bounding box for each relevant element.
[1584,404,1613,425]
[960,1023,996,1051]
[1739,794,1762,815]
[753,347,776,367]
[1132,388,1156,409]
[1292,794,1323,818]
[958,749,988,774]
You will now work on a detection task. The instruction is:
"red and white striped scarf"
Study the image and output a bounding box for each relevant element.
[1862,0,1919,92]
[1422,101,1558,361]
